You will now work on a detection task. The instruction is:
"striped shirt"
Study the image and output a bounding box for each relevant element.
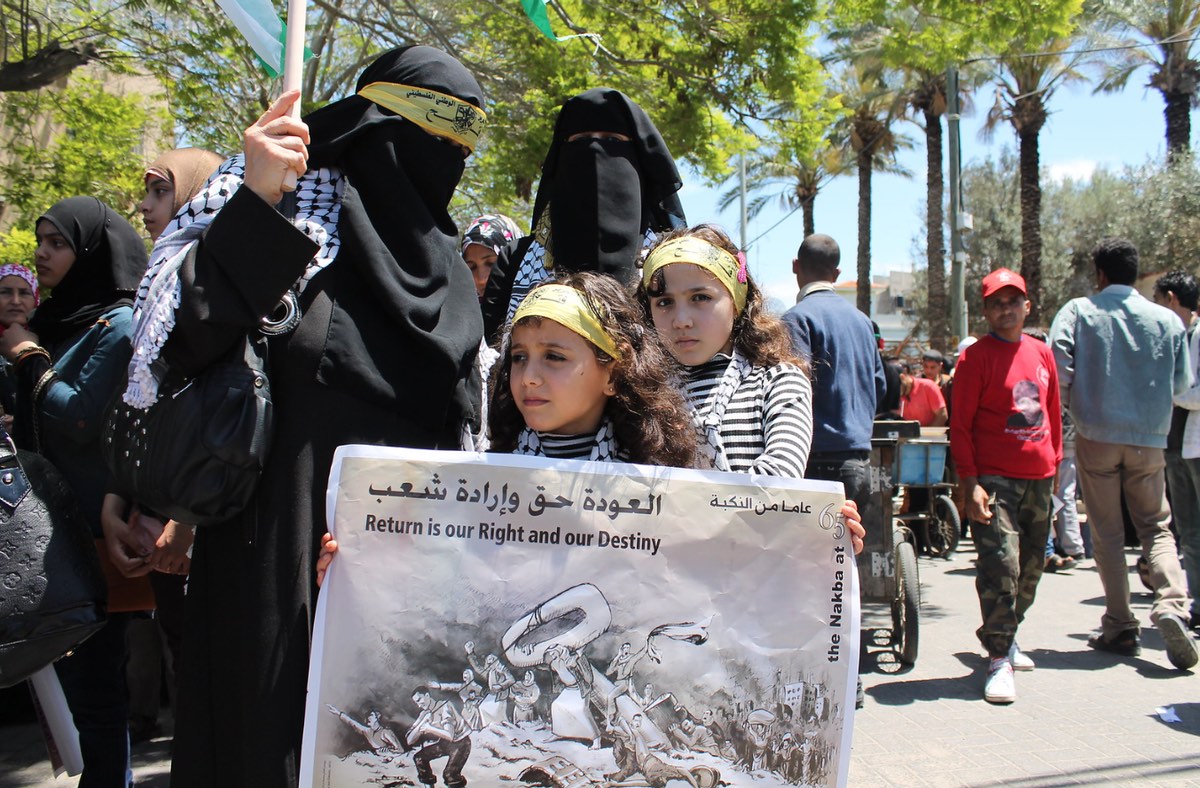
[538,432,602,459]
[684,355,813,478]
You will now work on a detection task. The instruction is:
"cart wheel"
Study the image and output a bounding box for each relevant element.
[891,540,920,665]
[928,495,961,558]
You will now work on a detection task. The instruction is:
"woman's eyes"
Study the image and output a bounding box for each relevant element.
[691,293,711,303]
[653,298,674,309]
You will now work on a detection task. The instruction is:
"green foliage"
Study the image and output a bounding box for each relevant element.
[0,227,36,267]
[0,74,169,221]
[949,151,1200,330]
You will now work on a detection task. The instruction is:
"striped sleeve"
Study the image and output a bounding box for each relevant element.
[751,363,813,478]
[718,362,813,478]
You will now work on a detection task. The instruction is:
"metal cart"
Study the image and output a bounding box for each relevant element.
[859,421,923,666]
[893,432,961,560]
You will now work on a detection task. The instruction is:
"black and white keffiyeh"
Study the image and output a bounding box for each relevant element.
[513,418,623,462]
[690,350,754,472]
[124,154,344,408]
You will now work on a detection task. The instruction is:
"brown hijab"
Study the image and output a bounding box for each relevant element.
[144,148,225,214]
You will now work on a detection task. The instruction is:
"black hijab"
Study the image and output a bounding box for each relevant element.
[301,46,487,427]
[533,88,685,278]
[31,196,146,346]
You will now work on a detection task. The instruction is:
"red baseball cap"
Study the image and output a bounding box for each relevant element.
[981,268,1027,299]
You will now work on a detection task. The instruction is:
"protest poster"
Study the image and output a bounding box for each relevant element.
[301,446,859,788]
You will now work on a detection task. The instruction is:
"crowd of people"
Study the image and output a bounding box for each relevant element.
[2,42,1197,787]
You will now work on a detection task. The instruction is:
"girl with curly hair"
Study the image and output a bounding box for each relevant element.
[488,271,695,467]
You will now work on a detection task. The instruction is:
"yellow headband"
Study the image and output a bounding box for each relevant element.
[642,236,748,314]
[512,285,622,360]
[357,82,487,153]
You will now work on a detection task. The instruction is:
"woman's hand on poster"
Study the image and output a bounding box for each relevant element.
[841,500,865,555]
[244,89,310,206]
[316,531,338,588]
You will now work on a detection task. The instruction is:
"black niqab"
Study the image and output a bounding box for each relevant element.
[533,88,685,278]
[301,45,486,423]
[31,196,147,346]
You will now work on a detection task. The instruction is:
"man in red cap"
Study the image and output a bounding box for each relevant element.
[951,268,1062,704]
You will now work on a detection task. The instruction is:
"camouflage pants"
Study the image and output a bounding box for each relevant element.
[973,475,1053,658]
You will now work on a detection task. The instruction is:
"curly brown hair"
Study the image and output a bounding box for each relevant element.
[635,223,806,372]
[488,272,697,468]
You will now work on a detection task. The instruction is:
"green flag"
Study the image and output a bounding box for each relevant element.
[215,0,312,77]
[520,0,558,41]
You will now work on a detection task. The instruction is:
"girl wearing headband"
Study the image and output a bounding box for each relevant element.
[637,224,813,478]
[317,272,695,582]
[637,225,864,552]
[490,272,694,466]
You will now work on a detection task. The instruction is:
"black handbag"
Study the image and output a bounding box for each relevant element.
[0,431,107,688]
[102,332,274,527]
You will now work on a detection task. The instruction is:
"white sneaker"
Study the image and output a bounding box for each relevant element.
[1008,642,1035,671]
[984,657,1016,704]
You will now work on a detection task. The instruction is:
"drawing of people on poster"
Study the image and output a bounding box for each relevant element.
[301,447,859,788]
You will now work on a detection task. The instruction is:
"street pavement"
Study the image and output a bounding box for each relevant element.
[1,538,1197,787]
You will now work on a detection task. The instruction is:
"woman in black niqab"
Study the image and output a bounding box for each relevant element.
[482,87,686,338]
[153,45,487,788]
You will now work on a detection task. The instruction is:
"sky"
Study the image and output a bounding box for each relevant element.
[675,77,1197,309]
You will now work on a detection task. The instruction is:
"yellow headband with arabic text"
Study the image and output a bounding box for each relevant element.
[512,285,623,360]
[642,236,748,314]
[358,82,487,153]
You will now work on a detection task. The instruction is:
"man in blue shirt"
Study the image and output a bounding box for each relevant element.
[1049,238,1198,671]
[781,233,886,513]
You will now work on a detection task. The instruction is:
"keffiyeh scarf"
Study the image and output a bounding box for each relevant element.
[513,418,622,462]
[691,350,754,472]
[124,155,344,408]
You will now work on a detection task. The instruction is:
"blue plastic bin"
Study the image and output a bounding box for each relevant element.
[894,440,948,486]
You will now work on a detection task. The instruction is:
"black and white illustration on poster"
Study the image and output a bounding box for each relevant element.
[301,446,860,788]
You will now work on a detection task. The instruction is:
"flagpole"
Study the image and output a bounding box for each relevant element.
[281,0,306,189]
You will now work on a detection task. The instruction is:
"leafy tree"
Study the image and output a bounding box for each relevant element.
[945,151,1200,331]
[831,59,910,314]
[717,141,850,241]
[1092,0,1200,156]
[0,73,169,222]
[832,0,1081,343]
[0,226,36,266]
[983,25,1087,323]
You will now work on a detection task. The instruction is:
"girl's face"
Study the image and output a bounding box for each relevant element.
[140,175,176,242]
[648,263,736,366]
[510,318,614,435]
[463,243,497,297]
[33,219,76,290]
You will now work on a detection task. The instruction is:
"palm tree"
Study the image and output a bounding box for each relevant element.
[717,143,851,241]
[1093,0,1200,156]
[984,38,1087,323]
[833,61,910,314]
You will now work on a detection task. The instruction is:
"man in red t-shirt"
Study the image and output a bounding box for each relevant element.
[951,268,1062,705]
[900,368,947,426]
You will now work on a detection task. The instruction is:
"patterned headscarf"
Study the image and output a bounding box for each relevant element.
[462,214,521,257]
[0,263,39,306]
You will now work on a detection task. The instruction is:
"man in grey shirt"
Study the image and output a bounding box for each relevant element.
[1049,238,1197,670]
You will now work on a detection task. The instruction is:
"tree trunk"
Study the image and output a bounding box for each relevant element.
[1164,88,1191,158]
[1018,125,1043,324]
[856,150,873,316]
[924,107,947,349]
[802,196,815,239]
